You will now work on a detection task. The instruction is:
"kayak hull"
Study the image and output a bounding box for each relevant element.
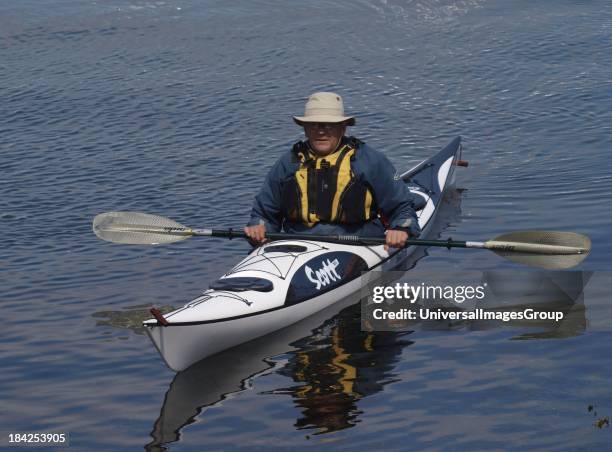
[147,271,365,371]
[144,137,463,371]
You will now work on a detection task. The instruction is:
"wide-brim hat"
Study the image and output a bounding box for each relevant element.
[293,92,356,126]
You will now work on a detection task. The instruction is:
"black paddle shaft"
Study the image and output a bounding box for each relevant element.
[210,229,468,249]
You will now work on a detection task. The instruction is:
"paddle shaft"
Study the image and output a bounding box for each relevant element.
[208,228,468,249]
[207,230,586,254]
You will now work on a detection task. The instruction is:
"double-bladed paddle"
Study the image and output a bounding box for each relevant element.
[92,211,591,270]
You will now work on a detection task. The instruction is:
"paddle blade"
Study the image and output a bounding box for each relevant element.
[489,231,591,269]
[93,211,192,245]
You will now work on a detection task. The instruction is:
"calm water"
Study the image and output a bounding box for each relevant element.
[2,0,612,450]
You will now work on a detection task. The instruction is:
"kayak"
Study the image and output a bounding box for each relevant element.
[143,137,463,371]
[143,136,463,371]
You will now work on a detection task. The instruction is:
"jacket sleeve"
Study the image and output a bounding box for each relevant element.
[247,156,287,233]
[358,146,422,237]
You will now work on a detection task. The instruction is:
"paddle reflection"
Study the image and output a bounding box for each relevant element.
[466,270,591,339]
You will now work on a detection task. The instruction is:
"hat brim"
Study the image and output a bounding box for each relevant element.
[293,115,356,126]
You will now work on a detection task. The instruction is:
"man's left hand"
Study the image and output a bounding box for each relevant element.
[385,229,409,251]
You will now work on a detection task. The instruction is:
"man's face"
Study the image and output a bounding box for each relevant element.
[304,122,346,156]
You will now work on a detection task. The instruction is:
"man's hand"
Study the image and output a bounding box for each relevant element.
[385,229,409,251]
[244,224,268,246]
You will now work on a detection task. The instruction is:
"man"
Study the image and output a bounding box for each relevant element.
[244,92,421,250]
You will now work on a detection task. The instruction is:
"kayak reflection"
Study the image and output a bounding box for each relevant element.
[144,298,413,451]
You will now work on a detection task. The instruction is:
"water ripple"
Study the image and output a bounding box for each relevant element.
[2,0,611,449]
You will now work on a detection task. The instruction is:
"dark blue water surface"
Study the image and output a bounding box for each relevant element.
[2,0,611,450]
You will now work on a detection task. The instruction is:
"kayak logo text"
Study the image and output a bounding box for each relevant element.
[305,259,341,290]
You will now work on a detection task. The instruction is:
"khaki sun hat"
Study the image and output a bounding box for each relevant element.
[293,92,356,126]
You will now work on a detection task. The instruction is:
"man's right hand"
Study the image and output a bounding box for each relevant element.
[244,224,268,246]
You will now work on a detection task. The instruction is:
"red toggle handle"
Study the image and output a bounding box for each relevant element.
[150,308,169,326]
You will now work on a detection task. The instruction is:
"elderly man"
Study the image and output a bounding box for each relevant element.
[244,92,421,249]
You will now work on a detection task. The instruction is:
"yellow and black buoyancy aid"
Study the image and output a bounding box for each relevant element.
[281,138,375,226]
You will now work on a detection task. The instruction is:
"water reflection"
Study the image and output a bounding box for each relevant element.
[268,309,413,434]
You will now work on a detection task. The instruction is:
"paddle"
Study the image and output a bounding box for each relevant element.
[92,211,591,269]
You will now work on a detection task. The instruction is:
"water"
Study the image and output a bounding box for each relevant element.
[2,0,611,449]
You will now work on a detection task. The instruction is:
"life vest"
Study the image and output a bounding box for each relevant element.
[281,137,375,226]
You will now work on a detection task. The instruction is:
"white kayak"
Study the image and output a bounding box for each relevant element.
[143,137,463,371]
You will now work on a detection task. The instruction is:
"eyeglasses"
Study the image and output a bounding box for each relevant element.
[304,122,344,131]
